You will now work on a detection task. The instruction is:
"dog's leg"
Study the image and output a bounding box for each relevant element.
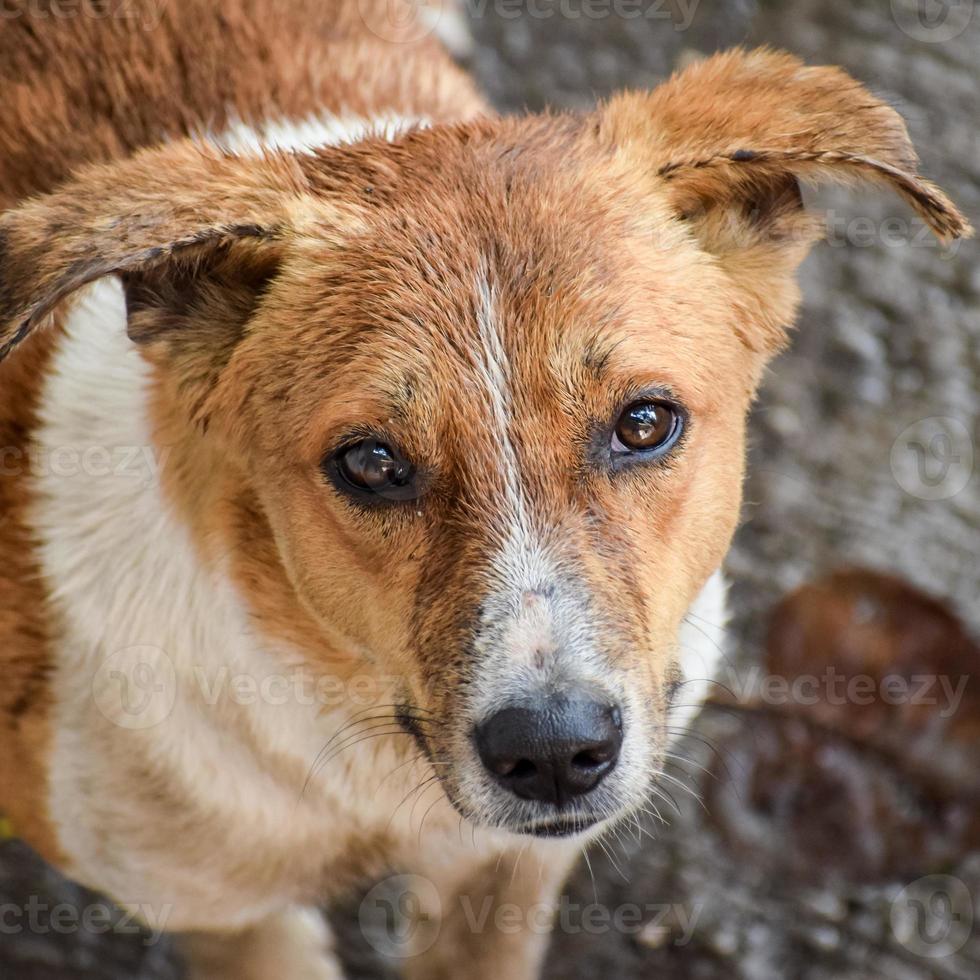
[404,842,580,980]
[178,906,344,980]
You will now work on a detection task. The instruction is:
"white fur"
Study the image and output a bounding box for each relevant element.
[672,569,729,736]
[473,273,533,546]
[469,274,566,689]
[467,280,610,715]
[179,906,342,980]
[208,113,429,155]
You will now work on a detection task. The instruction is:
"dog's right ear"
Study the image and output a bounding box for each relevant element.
[0,142,318,423]
[596,49,972,354]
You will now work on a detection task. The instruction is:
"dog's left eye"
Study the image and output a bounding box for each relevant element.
[611,399,683,455]
[328,438,420,502]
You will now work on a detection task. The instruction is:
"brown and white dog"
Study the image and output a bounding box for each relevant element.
[0,2,970,977]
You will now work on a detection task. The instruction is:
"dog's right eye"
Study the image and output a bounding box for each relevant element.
[611,399,684,457]
[327,438,420,502]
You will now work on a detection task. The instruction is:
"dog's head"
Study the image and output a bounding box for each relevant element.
[0,50,968,838]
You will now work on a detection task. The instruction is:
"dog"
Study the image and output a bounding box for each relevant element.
[0,2,970,977]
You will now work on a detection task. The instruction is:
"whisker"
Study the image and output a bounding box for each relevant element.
[661,728,743,774]
[631,812,656,843]
[310,721,411,772]
[375,750,428,791]
[662,750,717,781]
[669,675,741,702]
[386,774,442,835]
[306,706,440,779]
[640,796,669,824]
[416,783,447,848]
[680,615,738,674]
[510,839,533,888]
[582,840,598,905]
[594,835,629,883]
[646,776,684,815]
[655,772,706,813]
[309,726,417,784]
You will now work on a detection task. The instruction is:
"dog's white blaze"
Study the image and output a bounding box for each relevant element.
[473,274,528,536]
[470,276,570,677]
[473,275,556,606]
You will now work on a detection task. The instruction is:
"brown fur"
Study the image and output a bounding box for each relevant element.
[0,0,484,209]
[0,324,64,861]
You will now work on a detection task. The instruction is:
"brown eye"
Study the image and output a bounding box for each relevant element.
[329,438,420,502]
[612,400,683,456]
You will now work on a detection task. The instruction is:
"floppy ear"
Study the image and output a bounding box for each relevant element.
[597,48,972,350]
[0,141,313,421]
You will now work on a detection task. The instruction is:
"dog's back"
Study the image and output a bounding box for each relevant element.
[0,0,481,208]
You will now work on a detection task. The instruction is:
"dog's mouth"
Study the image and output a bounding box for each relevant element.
[515,817,601,838]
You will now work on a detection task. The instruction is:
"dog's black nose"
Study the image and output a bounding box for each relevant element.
[475,696,622,805]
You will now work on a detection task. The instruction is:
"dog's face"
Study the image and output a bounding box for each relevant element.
[0,51,967,837]
[237,127,753,836]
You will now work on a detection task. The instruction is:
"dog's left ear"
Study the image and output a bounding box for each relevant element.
[597,48,972,351]
[0,142,330,431]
